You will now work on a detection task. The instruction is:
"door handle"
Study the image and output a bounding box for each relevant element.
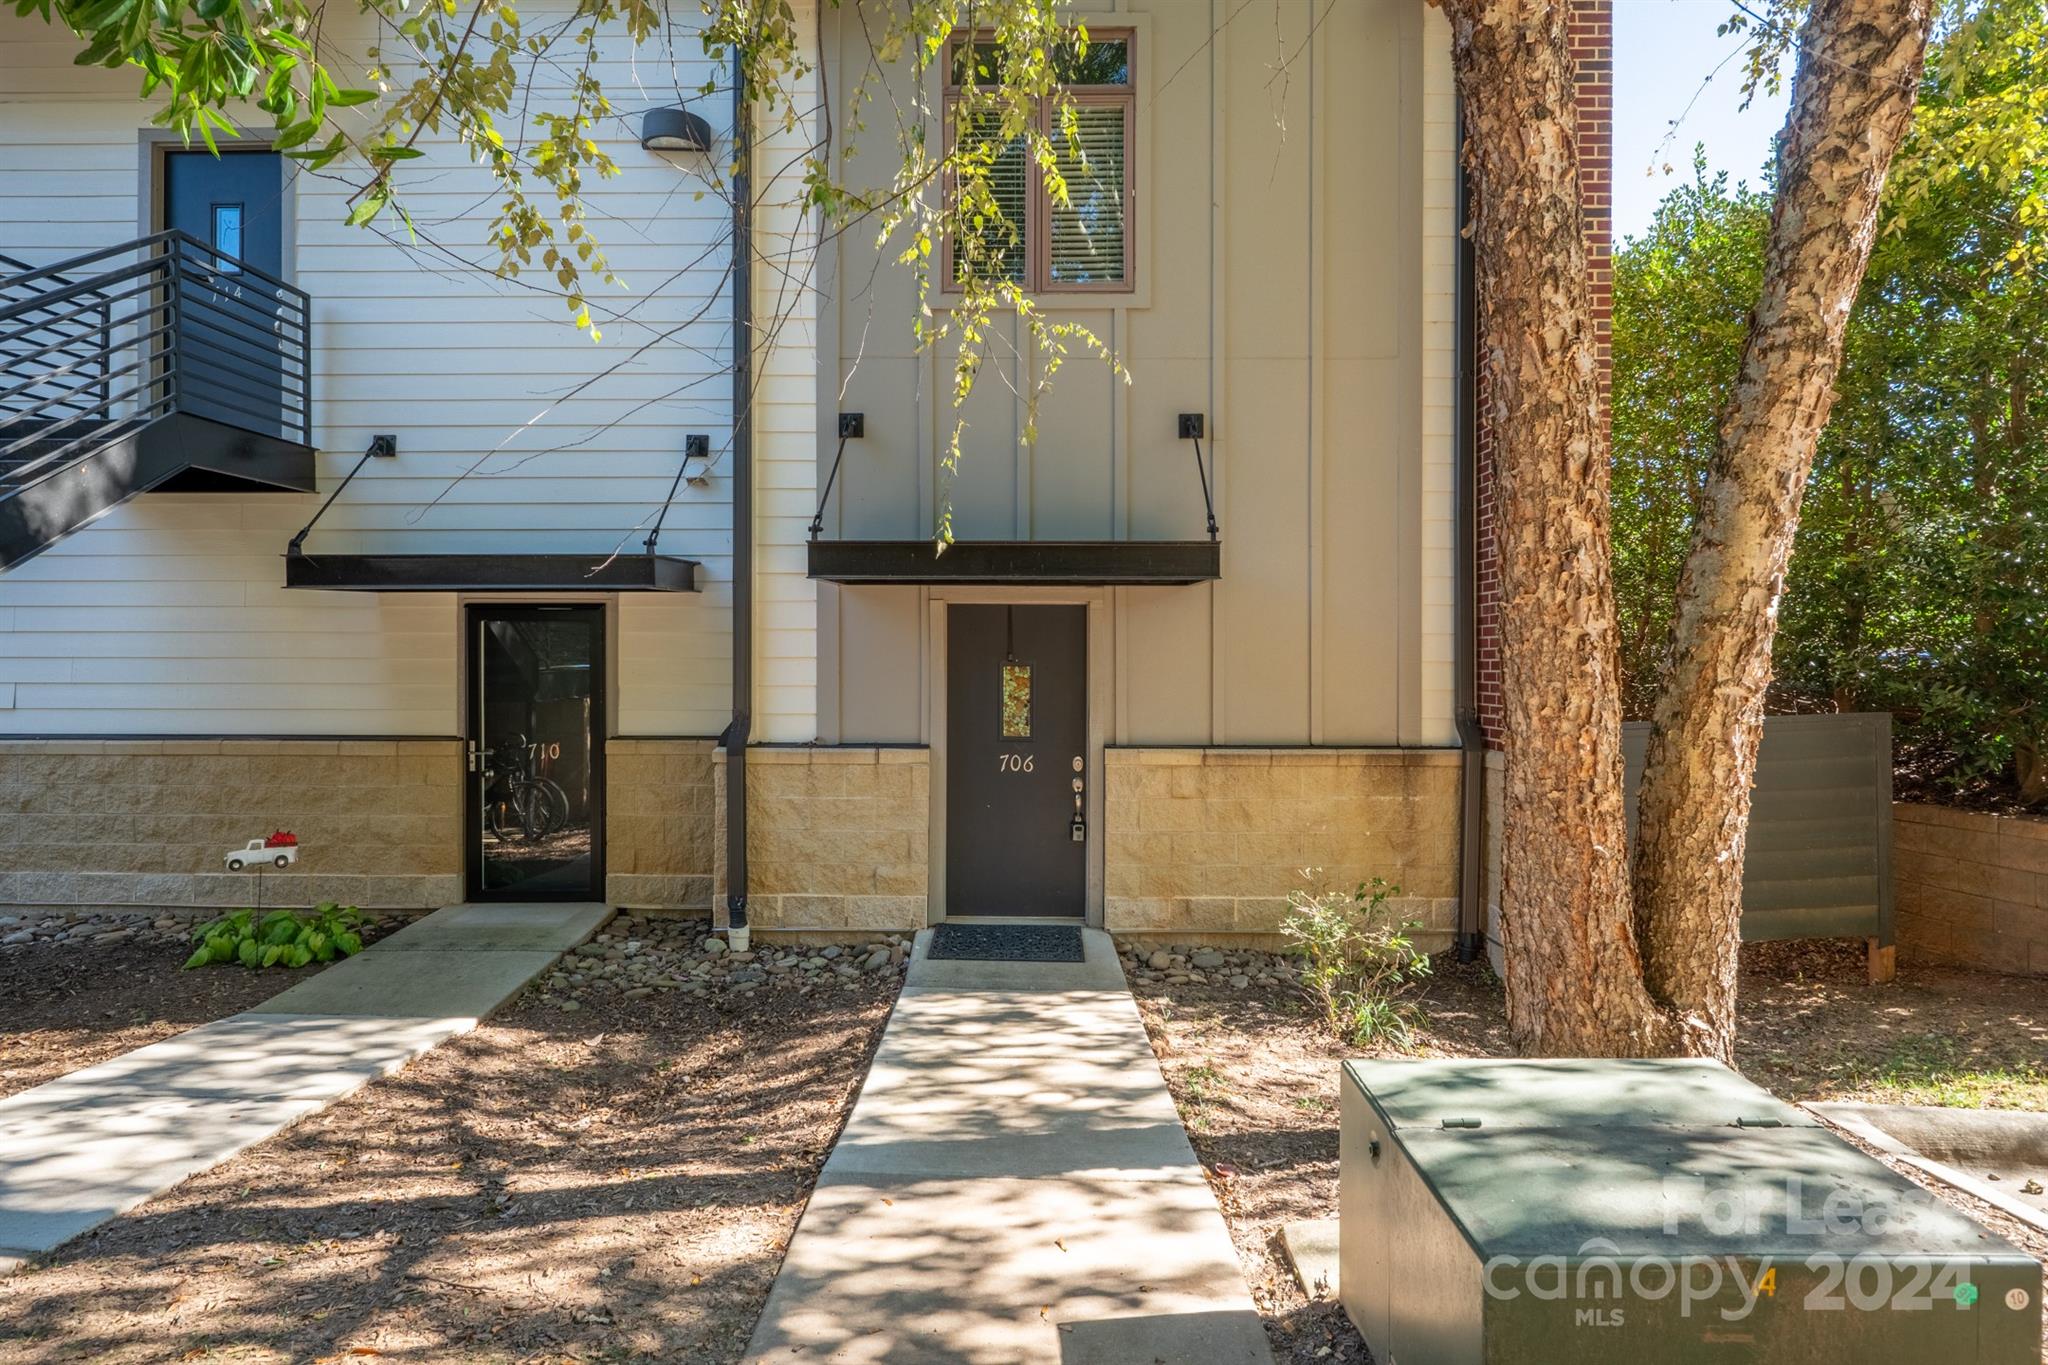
[1070,761,1086,841]
[466,740,484,773]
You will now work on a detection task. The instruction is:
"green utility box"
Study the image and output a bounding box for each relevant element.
[1339,1058,2042,1364]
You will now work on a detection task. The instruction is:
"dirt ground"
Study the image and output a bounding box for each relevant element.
[1134,939,2048,1365]
[0,932,341,1102]
[0,974,898,1364]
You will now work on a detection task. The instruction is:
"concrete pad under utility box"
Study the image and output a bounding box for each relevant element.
[247,948,562,1018]
[363,901,610,953]
[1340,1058,2043,1364]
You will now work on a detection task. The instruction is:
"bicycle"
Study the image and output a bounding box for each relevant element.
[484,736,572,843]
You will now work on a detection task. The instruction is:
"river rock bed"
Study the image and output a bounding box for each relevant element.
[1116,940,1304,992]
[533,914,912,1010]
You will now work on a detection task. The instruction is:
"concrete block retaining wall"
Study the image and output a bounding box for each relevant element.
[1894,802,2048,977]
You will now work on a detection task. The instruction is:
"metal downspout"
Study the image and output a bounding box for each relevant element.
[1454,97,1486,965]
[725,51,753,935]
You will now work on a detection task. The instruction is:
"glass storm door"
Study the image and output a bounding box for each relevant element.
[468,606,604,902]
[945,604,1088,916]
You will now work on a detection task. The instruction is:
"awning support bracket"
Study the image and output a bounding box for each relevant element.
[286,433,395,556]
[1178,413,1219,541]
[808,411,863,541]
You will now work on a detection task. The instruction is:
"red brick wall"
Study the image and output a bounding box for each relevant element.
[1474,0,1613,748]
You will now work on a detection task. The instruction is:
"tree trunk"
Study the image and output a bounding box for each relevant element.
[1631,0,1934,1059]
[1439,0,1674,1056]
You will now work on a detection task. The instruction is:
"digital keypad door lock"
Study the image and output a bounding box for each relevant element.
[1070,761,1086,841]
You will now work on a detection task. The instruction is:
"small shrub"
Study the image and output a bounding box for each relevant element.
[1280,873,1432,1049]
[184,903,365,970]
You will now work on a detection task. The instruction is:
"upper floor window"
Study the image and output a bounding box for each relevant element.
[945,32,1134,294]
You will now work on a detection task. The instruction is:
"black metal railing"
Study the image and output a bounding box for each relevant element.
[0,232,311,489]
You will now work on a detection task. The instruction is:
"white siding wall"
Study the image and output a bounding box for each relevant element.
[750,0,821,743]
[0,11,734,736]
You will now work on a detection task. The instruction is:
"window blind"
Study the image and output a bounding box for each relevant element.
[1048,104,1127,285]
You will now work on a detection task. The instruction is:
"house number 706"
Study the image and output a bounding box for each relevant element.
[999,753,1034,773]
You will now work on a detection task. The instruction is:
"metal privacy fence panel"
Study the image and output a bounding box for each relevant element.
[1622,712,1894,945]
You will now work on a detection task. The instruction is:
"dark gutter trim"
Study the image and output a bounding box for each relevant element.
[1453,96,1486,965]
[724,50,753,935]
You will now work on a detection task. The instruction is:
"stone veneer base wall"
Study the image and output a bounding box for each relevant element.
[712,746,929,933]
[0,739,462,910]
[1894,802,2048,977]
[605,738,716,910]
[1104,748,1461,945]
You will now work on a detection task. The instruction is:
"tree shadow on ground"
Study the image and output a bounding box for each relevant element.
[0,978,900,1364]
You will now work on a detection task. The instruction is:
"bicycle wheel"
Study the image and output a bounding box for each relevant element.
[510,782,550,843]
[531,778,571,837]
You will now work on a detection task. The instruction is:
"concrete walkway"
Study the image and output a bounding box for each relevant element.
[0,901,608,1272]
[744,927,1272,1364]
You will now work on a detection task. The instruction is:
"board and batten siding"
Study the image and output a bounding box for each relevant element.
[814,0,1457,748]
[0,11,735,737]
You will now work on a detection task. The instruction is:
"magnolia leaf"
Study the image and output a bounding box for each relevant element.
[345,192,387,227]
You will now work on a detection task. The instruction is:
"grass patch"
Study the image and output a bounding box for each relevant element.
[1835,1035,2048,1109]
[1178,1061,1228,1133]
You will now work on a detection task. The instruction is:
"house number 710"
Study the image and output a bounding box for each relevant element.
[999,753,1034,773]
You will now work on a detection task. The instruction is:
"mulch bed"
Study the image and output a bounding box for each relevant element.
[0,923,348,1102]
[1132,939,2048,1365]
[0,971,899,1364]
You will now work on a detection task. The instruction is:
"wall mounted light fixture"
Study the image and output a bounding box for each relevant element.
[640,106,713,152]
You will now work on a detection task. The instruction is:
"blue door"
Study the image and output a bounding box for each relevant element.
[162,150,296,439]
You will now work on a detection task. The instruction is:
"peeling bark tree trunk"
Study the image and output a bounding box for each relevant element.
[1632,0,1934,1059]
[1438,0,1674,1056]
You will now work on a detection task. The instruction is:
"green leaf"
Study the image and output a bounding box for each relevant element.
[261,944,284,968]
[184,945,214,969]
[329,87,378,107]
[284,944,313,969]
[272,119,320,151]
[345,192,386,228]
[334,931,363,957]
[238,938,262,968]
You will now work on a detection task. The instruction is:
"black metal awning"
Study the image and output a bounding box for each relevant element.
[284,552,699,593]
[806,539,1219,586]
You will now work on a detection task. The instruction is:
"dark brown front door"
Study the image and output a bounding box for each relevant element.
[466,605,604,902]
[946,604,1087,916]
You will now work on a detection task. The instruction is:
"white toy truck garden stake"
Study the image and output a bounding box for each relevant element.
[224,830,299,871]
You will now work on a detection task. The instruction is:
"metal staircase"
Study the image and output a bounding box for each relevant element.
[0,232,316,569]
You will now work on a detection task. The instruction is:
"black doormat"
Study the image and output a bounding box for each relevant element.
[927,923,1085,963]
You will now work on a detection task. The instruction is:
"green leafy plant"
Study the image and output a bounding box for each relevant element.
[184,903,365,971]
[1280,874,1432,1050]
